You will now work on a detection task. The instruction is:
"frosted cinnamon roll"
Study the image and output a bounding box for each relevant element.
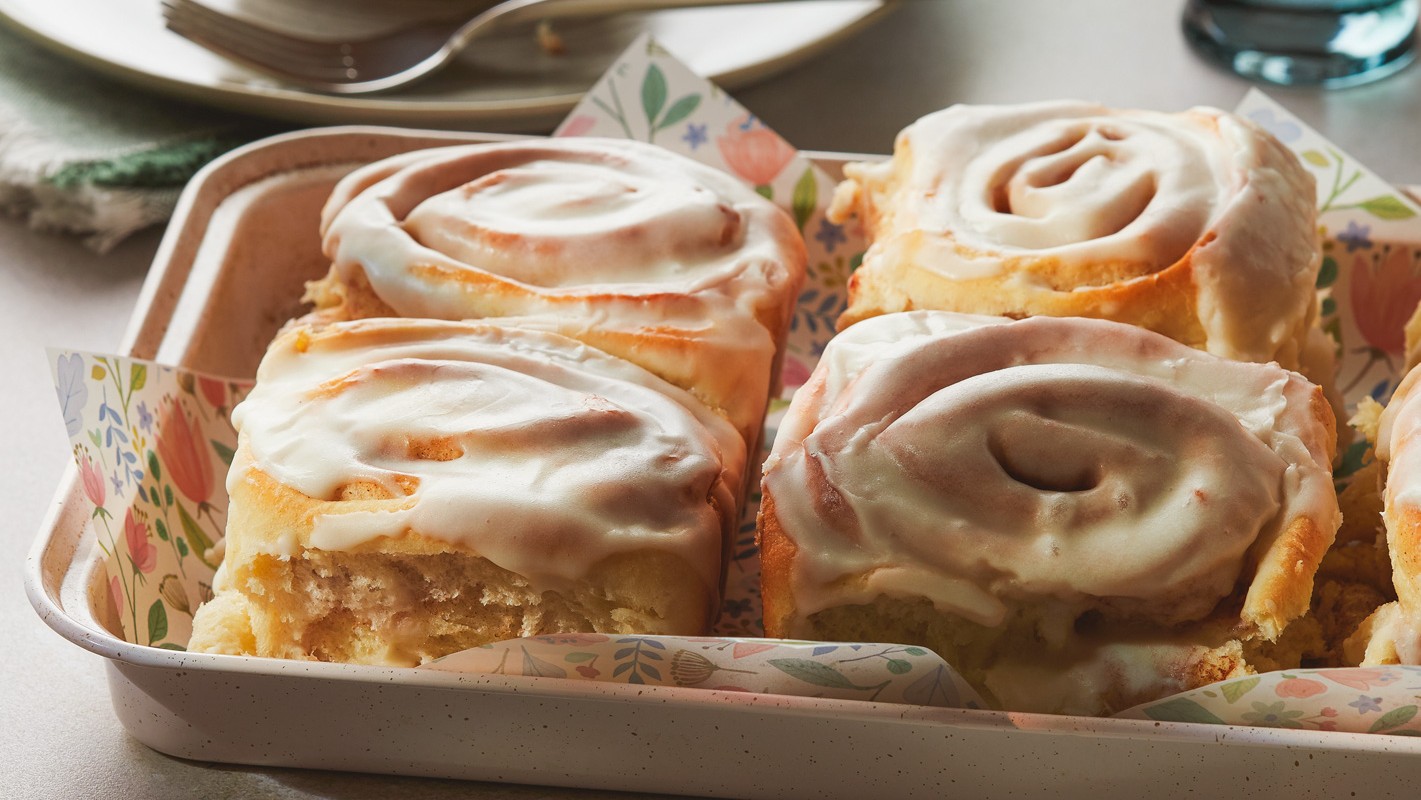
[188,318,745,666]
[306,138,806,448]
[758,311,1340,715]
[1351,366,1421,665]
[829,101,1330,387]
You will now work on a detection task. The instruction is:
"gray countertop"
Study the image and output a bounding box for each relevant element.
[7,1,1421,798]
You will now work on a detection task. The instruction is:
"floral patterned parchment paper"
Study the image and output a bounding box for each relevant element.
[49,37,1421,728]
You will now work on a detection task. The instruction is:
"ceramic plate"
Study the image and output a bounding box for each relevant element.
[0,0,890,131]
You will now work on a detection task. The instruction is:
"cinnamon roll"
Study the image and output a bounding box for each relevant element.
[829,101,1331,388]
[188,318,745,666]
[1351,366,1421,665]
[757,311,1340,715]
[305,138,807,448]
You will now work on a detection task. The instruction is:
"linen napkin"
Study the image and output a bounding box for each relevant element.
[0,23,271,251]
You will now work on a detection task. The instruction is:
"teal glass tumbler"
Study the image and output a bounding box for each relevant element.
[1182,0,1419,87]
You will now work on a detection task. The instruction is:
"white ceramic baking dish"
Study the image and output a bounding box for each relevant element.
[27,127,1421,799]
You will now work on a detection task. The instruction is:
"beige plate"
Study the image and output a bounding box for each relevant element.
[0,0,892,131]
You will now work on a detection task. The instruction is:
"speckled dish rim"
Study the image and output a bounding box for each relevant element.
[25,126,1421,798]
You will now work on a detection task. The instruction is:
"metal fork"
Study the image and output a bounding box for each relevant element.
[161,0,788,95]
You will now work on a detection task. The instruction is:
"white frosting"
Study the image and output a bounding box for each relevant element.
[230,319,745,598]
[320,136,799,371]
[762,311,1337,629]
[847,101,1319,365]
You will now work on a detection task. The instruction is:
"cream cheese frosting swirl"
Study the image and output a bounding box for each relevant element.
[229,318,745,601]
[761,311,1338,640]
[314,138,807,446]
[831,101,1322,375]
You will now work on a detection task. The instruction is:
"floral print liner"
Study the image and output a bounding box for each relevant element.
[49,36,1421,730]
[427,635,981,708]
[54,353,244,650]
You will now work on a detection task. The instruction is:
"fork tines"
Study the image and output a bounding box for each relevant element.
[160,0,360,82]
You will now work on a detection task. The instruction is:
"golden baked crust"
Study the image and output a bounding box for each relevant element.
[756,490,798,641]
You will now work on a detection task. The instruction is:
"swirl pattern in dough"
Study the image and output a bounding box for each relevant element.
[189,318,745,665]
[829,101,1325,380]
[758,311,1339,713]
[308,137,806,447]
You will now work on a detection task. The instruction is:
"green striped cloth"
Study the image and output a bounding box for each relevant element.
[0,24,274,251]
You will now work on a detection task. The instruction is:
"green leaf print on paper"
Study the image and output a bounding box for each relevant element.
[768,658,877,691]
[1337,438,1371,480]
[211,439,235,467]
[656,95,701,133]
[1317,256,1338,289]
[1370,705,1418,733]
[1221,677,1260,704]
[636,62,701,142]
[178,502,216,568]
[130,363,147,393]
[1357,195,1418,221]
[1141,697,1227,725]
[791,168,817,232]
[641,65,668,130]
[147,598,168,643]
[1302,150,1330,168]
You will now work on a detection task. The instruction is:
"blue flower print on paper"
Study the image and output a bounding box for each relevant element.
[137,400,153,432]
[1246,108,1302,143]
[1349,695,1384,714]
[96,387,142,493]
[682,122,708,150]
[814,219,846,254]
[55,353,88,436]
[1337,220,1374,252]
